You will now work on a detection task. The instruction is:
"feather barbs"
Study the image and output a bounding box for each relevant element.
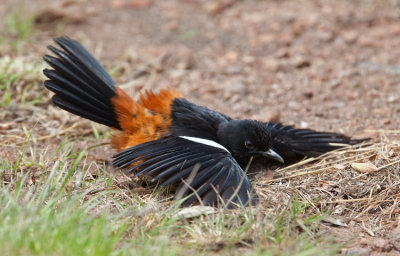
[110,87,182,151]
[140,89,183,117]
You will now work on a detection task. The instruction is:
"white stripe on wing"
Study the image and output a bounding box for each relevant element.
[179,136,230,153]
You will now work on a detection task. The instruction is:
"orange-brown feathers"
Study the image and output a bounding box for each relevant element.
[110,87,183,151]
[140,89,182,117]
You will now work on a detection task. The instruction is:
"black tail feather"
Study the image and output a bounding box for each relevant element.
[43,37,121,129]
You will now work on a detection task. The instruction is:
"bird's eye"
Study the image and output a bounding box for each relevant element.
[244,140,255,150]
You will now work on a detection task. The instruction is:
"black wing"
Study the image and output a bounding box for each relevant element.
[169,98,231,141]
[112,136,257,208]
[265,123,362,160]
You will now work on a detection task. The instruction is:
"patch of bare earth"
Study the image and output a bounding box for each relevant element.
[1,0,400,254]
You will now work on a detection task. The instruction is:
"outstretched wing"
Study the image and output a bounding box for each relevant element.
[265,122,361,160]
[112,136,257,207]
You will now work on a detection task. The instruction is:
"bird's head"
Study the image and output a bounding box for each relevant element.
[217,120,284,165]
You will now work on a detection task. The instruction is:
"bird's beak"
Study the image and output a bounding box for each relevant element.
[257,149,284,163]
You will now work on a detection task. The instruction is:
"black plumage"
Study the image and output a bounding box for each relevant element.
[170,98,231,141]
[43,37,363,208]
[114,100,360,207]
[113,136,256,207]
[43,37,121,129]
[265,122,357,160]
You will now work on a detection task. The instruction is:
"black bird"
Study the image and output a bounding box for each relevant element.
[43,37,359,207]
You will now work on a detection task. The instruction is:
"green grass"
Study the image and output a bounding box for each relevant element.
[0,56,46,107]
[179,28,198,42]
[5,12,34,41]
[0,55,343,255]
[0,180,127,256]
[0,140,127,256]
[0,133,343,255]
[2,8,35,51]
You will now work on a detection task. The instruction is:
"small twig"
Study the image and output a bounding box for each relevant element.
[365,129,400,134]
[353,159,400,179]
[277,147,376,174]
[276,157,317,173]
[37,123,78,141]
[175,164,200,201]
[361,223,375,237]
[325,198,373,204]
[377,159,400,171]
[226,156,254,207]
[266,165,335,183]
[274,152,399,183]
[276,146,357,173]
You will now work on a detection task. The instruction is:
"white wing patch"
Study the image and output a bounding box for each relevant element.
[179,136,230,153]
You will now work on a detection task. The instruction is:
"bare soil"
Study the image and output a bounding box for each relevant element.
[1,0,400,255]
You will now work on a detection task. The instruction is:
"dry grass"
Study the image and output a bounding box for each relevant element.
[1,55,399,255]
[256,138,400,237]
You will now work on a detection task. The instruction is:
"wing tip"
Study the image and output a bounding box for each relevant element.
[112,136,257,208]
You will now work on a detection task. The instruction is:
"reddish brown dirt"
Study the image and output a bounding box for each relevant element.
[4,0,399,136]
[1,0,400,255]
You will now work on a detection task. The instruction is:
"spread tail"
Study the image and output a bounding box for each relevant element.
[43,37,184,150]
[43,37,122,129]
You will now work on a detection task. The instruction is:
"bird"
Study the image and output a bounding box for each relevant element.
[43,37,360,208]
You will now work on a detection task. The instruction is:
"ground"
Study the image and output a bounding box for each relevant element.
[0,0,399,255]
